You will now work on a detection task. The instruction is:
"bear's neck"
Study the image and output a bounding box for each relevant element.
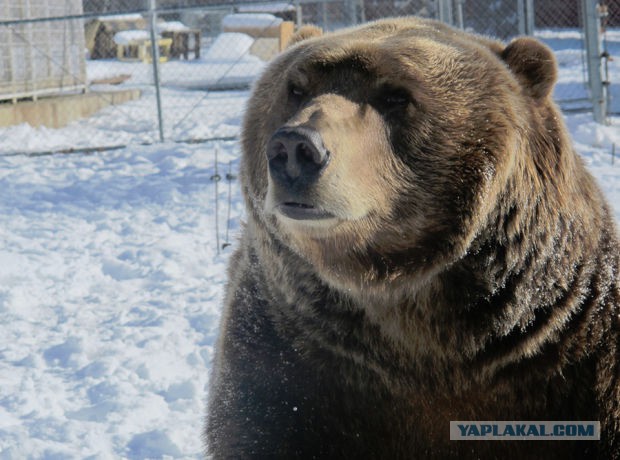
[345,141,613,382]
[422,136,614,372]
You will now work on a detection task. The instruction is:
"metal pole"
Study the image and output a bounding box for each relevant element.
[223,160,235,250]
[346,0,357,25]
[149,0,165,142]
[518,0,525,35]
[295,0,302,28]
[518,0,534,35]
[455,0,464,29]
[213,147,221,255]
[437,0,453,26]
[525,0,535,35]
[582,0,607,124]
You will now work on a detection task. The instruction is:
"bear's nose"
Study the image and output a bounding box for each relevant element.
[266,127,329,186]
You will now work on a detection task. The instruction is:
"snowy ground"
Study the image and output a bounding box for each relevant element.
[0,141,243,458]
[536,28,620,113]
[0,30,619,460]
[0,89,249,154]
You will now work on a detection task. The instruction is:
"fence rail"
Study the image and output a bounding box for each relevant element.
[0,0,617,155]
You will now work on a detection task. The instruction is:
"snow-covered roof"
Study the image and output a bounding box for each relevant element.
[113,30,151,45]
[100,14,144,22]
[222,13,283,29]
[237,2,296,13]
[157,21,190,32]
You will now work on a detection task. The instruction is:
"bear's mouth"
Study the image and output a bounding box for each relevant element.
[277,202,336,220]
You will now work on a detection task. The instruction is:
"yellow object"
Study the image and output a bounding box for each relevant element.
[116,38,172,63]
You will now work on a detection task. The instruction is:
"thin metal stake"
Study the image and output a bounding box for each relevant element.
[149,0,165,142]
[212,147,221,255]
[223,160,237,250]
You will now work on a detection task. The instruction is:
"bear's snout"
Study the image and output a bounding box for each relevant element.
[267,126,330,188]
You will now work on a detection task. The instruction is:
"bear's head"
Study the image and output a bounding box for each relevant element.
[240,17,564,294]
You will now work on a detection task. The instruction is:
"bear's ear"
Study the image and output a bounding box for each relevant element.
[287,25,323,48]
[501,37,557,101]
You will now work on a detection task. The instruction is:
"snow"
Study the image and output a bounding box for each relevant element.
[157,21,190,33]
[83,32,265,92]
[536,28,620,113]
[99,14,144,22]
[201,33,256,62]
[222,13,283,29]
[0,28,619,459]
[85,57,264,90]
[236,3,296,14]
[0,89,249,153]
[114,30,151,45]
[0,141,242,458]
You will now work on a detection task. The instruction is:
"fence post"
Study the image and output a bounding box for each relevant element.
[455,0,464,29]
[149,0,165,142]
[518,0,535,35]
[295,0,302,28]
[525,0,535,35]
[345,0,357,25]
[437,0,453,26]
[582,0,607,124]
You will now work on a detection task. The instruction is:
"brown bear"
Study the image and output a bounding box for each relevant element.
[206,17,619,459]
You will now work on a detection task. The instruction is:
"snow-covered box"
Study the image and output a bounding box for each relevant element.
[221,13,294,61]
[0,0,87,102]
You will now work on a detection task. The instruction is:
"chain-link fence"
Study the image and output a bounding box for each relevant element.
[0,0,618,154]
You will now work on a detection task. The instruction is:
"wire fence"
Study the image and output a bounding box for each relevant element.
[0,0,618,155]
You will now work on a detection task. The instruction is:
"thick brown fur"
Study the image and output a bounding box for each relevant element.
[287,25,324,47]
[206,17,620,459]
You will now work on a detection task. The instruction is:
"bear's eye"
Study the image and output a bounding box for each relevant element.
[288,84,306,101]
[382,88,411,108]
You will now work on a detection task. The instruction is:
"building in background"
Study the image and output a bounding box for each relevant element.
[0,0,86,102]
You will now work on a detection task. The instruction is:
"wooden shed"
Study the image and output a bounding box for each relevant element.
[0,0,87,102]
[84,14,147,59]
